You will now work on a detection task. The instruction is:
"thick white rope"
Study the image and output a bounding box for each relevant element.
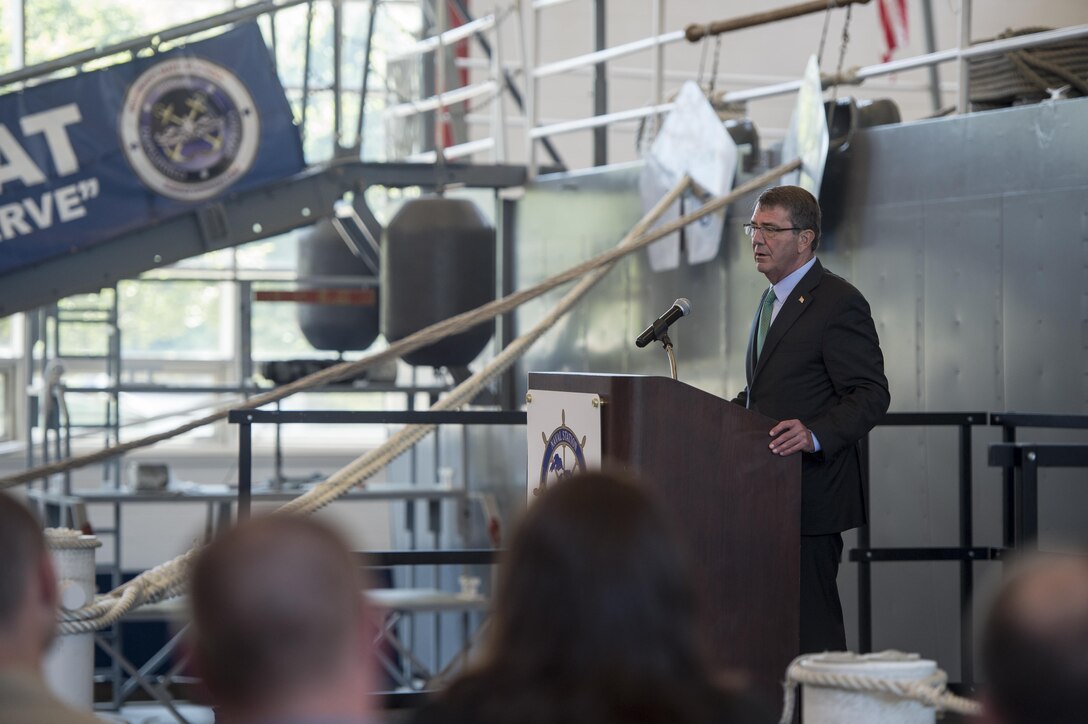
[778,652,983,723]
[1,158,798,492]
[279,173,695,516]
[54,160,800,633]
[44,529,103,551]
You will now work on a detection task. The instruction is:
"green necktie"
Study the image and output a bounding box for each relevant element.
[756,287,776,359]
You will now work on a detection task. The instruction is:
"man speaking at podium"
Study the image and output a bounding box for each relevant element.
[734,185,890,653]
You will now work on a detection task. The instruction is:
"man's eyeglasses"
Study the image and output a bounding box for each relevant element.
[743,223,802,239]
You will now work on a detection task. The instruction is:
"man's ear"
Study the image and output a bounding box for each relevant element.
[797,229,816,254]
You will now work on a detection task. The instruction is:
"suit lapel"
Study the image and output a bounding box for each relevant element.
[752,259,824,382]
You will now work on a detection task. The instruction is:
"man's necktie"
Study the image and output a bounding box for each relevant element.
[756,287,776,359]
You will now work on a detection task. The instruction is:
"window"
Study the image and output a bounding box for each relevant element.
[118,281,232,360]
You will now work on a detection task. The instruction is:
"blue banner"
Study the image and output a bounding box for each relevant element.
[0,22,303,276]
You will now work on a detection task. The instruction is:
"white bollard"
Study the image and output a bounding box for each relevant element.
[799,652,938,724]
[43,529,102,712]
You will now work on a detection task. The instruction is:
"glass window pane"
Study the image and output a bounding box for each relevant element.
[118,281,231,359]
[23,0,236,67]
[0,316,13,357]
[58,291,114,358]
[119,391,222,443]
[235,233,301,272]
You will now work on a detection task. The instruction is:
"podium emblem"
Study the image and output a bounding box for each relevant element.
[535,409,589,496]
[526,389,602,500]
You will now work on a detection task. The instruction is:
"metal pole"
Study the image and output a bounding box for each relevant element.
[490,4,508,163]
[356,0,381,153]
[333,0,344,149]
[1002,423,1016,548]
[238,280,253,388]
[957,0,971,114]
[959,423,974,687]
[300,1,315,147]
[238,417,252,520]
[1016,447,1039,549]
[517,0,538,177]
[450,0,564,167]
[422,0,437,153]
[592,0,607,166]
[685,0,871,42]
[436,0,449,159]
[858,434,872,653]
[920,0,942,112]
[651,0,665,143]
[498,195,518,410]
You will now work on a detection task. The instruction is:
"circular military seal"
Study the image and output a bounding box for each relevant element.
[536,410,588,495]
[120,57,259,202]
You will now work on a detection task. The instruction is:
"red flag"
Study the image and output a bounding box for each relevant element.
[878,0,910,62]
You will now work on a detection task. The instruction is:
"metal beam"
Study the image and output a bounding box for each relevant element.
[592,0,607,166]
[0,161,533,317]
[0,162,368,317]
[921,0,942,112]
[356,161,532,187]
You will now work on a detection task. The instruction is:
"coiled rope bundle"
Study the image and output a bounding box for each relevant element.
[969,27,1088,109]
[779,651,981,724]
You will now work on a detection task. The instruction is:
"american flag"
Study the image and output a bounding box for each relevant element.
[877,0,910,62]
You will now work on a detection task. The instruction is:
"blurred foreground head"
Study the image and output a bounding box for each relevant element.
[423,471,767,724]
[981,555,1088,724]
[492,471,703,683]
[0,494,57,670]
[190,515,374,723]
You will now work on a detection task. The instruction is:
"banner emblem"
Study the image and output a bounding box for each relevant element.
[120,57,259,201]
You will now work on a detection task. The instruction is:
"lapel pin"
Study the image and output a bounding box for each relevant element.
[798,295,805,304]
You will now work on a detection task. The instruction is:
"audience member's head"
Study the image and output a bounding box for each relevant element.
[419,471,769,724]
[0,494,58,672]
[189,514,375,723]
[0,495,104,723]
[981,555,1088,724]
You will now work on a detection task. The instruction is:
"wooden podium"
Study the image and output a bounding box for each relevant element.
[528,372,800,701]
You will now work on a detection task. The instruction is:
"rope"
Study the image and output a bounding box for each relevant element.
[1,158,797,493]
[778,651,983,724]
[51,158,802,635]
[44,529,102,550]
[968,27,1088,108]
[824,2,852,139]
[279,173,695,517]
[706,34,723,97]
[815,0,836,68]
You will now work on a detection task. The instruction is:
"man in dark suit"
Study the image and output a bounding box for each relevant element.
[734,185,889,653]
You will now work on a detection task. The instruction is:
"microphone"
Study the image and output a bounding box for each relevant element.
[635,298,691,348]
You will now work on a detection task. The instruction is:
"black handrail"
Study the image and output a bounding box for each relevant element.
[855,411,986,686]
[854,411,1088,690]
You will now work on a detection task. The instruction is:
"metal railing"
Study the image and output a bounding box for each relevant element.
[8,0,1087,173]
[853,410,1088,689]
[413,0,1083,172]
